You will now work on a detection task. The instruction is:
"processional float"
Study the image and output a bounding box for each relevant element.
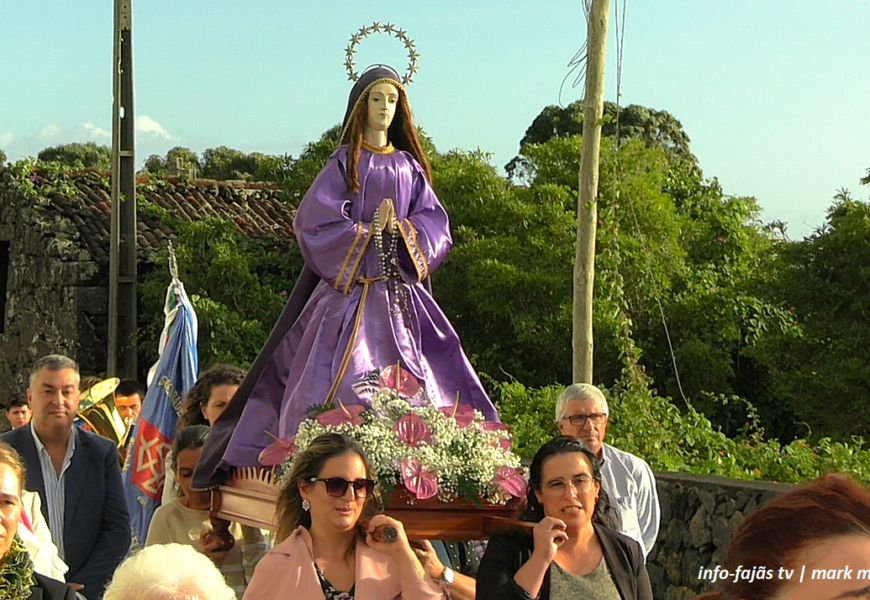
[193,24,526,544]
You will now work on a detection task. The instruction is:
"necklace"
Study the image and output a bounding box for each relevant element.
[373,203,403,314]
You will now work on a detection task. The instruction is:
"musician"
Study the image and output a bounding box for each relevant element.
[1,355,130,600]
[114,380,145,425]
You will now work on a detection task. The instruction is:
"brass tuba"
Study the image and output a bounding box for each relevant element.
[78,378,131,452]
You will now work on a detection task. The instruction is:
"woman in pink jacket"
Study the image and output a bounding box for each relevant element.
[243,434,445,600]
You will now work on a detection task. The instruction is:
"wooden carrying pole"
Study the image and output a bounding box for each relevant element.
[573,0,609,383]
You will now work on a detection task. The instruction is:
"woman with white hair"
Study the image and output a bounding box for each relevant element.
[103,544,235,600]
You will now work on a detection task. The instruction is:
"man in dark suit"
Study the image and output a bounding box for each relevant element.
[2,355,130,600]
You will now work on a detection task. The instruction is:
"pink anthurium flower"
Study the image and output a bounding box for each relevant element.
[316,400,366,427]
[478,421,512,451]
[400,456,438,500]
[438,404,475,429]
[393,413,432,447]
[378,363,420,397]
[492,466,527,497]
[258,434,297,467]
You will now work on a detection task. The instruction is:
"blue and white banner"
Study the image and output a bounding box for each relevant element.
[122,270,198,550]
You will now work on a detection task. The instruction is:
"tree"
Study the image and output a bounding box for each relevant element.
[432,148,576,387]
[747,189,870,440]
[38,142,112,169]
[506,101,698,181]
[0,149,7,165]
[200,146,261,181]
[278,125,340,203]
[139,216,303,369]
[143,146,201,175]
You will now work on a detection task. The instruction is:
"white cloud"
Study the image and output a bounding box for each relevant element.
[0,132,13,147]
[136,115,175,140]
[83,121,111,140]
[38,124,64,142]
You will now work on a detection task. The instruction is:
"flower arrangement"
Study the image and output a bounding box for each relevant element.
[262,365,526,505]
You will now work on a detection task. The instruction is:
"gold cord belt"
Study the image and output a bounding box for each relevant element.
[322,276,386,406]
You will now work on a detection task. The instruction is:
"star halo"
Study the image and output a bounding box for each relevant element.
[344,22,419,85]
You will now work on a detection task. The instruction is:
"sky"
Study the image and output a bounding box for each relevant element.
[1,1,869,239]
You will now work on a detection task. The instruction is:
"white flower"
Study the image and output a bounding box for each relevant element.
[278,389,522,503]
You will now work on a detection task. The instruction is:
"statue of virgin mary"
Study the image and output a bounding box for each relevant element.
[194,65,498,488]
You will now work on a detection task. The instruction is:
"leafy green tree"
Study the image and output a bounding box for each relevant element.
[38,142,111,169]
[0,149,7,165]
[432,148,576,386]
[506,101,698,180]
[200,146,260,181]
[143,146,201,175]
[139,215,303,370]
[279,126,340,203]
[254,153,294,183]
[747,190,870,439]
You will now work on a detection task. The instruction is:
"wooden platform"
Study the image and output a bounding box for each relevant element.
[209,467,521,540]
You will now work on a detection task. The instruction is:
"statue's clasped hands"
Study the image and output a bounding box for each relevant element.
[378,198,396,234]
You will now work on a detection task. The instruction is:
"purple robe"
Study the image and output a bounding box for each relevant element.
[219,145,498,469]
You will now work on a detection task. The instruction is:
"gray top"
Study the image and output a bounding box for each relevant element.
[549,554,622,600]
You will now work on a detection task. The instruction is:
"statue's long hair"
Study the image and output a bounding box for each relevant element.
[343,85,431,194]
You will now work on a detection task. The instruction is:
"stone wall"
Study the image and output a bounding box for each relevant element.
[0,181,106,408]
[648,472,791,600]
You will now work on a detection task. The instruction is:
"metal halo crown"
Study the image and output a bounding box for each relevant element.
[344,22,419,85]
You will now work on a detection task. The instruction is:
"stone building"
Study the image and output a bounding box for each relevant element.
[0,165,295,403]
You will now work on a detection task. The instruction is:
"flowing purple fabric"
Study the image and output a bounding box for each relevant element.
[218,145,498,469]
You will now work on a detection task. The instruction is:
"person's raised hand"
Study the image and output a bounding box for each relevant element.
[364,514,410,559]
[531,516,568,564]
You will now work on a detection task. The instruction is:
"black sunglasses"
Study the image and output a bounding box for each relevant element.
[309,477,376,498]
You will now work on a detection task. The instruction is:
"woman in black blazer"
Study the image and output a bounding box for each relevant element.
[477,437,652,600]
[0,442,75,600]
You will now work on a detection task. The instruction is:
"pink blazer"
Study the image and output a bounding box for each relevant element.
[242,527,446,600]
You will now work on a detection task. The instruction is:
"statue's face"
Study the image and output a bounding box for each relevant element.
[366,82,399,135]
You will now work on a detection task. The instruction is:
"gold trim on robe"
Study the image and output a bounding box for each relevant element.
[397,218,429,283]
[342,228,375,295]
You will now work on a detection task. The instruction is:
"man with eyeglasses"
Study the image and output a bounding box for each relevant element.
[555,383,660,558]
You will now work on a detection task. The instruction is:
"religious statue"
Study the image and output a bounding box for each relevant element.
[195,58,498,489]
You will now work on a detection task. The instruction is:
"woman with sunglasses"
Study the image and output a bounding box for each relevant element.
[243,433,445,599]
[477,436,652,600]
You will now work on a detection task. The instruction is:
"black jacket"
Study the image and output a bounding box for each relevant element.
[476,523,653,600]
[2,424,131,600]
[28,573,77,600]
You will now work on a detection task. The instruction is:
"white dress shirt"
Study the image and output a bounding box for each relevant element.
[599,443,660,558]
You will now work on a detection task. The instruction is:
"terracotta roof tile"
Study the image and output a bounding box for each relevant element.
[4,170,296,265]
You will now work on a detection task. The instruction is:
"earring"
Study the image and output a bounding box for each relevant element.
[302,499,311,511]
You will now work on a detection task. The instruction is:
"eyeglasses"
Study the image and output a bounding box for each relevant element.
[309,477,376,498]
[561,412,607,427]
[541,475,595,496]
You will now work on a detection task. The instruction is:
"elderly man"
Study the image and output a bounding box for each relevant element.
[104,544,235,600]
[2,354,130,599]
[555,383,660,557]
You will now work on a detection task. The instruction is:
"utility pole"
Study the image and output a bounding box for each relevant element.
[108,0,137,378]
[573,0,609,383]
